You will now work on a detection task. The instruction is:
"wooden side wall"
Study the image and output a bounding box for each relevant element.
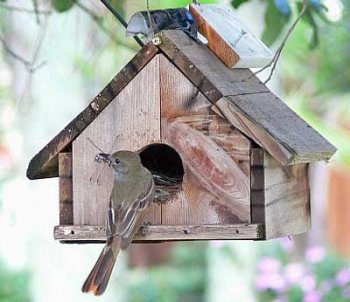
[251,149,311,239]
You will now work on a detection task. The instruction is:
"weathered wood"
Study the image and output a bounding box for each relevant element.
[189,4,273,68]
[160,55,251,225]
[59,153,73,225]
[158,30,269,102]
[72,56,161,226]
[250,148,265,227]
[27,30,336,184]
[54,224,265,241]
[27,43,159,180]
[251,149,311,239]
[215,95,336,165]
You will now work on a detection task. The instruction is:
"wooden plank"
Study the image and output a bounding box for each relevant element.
[189,4,273,68]
[59,153,73,225]
[157,30,335,164]
[264,152,310,239]
[158,30,269,103]
[54,224,265,242]
[27,43,159,180]
[250,148,265,231]
[72,56,161,226]
[160,55,251,225]
[215,95,336,165]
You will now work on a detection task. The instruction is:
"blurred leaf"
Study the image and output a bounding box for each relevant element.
[0,261,31,302]
[126,243,207,302]
[51,0,76,13]
[262,0,290,46]
[274,0,291,17]
[304,10,319,48]
[309,0,324,12]
[297,2,319,48]
[110,0,125,17]
[231,0,250,9]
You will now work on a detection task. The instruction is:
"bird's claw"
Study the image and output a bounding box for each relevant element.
[139,221,152,236]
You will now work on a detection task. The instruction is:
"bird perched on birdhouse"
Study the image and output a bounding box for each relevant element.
[82,151,155,295]
[126,8,198,41]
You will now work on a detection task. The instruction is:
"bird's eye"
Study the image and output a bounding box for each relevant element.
[115,158,120,164]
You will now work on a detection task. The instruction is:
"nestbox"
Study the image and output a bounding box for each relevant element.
[27,30,336,243]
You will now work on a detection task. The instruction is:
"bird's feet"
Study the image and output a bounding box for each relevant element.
[139,221,152,236]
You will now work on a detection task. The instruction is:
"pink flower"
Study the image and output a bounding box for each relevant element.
[320,280,333,293]
[255,275,270,292]
[258,257,281,274]
[336,269,350,286]
[305,246,326,263]
[342,286,350,298]
[300,274,316,292]
[304,290,323,302]
[284,263,305,284]
[255,273,287,293]
[279,237,295,252]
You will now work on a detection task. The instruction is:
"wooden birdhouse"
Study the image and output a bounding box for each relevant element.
[27,30,336,243]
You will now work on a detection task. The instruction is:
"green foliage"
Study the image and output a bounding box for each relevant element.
[51,0,76,13]
[259,0,330,47]
[126,242,208,302]
[262,0,291,46]
[0,261,31,302]
[231,0,249,9]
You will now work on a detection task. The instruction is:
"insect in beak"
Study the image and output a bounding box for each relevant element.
[95,153,112,165]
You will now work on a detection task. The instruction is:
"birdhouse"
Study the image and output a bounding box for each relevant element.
[27,30,336,243]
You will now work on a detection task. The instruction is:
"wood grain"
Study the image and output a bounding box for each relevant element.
[72,56,161,226]
[215,96,336,165]
[158,30,269,102]
[190,4,272,69]
[54,224,264,242]
[159,55,251,225]
[158,30,335,165]
[190,4,240,68]
[27,43,159,180]
[59,153,73,225]
[250,148,265,226]
[251,149,311,239]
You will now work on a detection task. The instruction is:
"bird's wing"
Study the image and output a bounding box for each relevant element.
[108,175,154,250]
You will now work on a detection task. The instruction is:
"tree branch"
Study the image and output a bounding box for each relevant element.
[0,3,51,15]
[0,36,32,68]
[255,0,309,84]
[76,1,139,51]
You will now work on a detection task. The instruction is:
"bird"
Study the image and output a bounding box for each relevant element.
[126,8,198,41]
[82,150,155,296]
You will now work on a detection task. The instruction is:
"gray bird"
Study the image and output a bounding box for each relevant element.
[126,8,198,41]
[82,150,155,296]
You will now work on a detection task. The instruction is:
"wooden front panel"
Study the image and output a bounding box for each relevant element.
[251,149,310,239]
[159,54,251,224]
[73,56,161,225]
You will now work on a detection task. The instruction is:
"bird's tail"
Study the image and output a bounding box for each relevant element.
[82,236,121,296]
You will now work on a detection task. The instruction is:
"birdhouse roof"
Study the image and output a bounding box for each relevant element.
[27,30,336,180]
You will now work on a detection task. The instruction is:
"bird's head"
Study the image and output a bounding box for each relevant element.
[95,151,142,177]
[126,12,154,40]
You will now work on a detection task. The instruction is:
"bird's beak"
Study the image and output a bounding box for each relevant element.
[95,153,113,165]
